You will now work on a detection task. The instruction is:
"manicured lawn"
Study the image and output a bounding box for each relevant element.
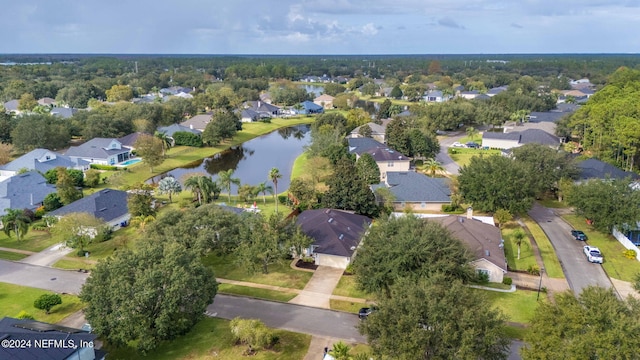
[474,288,542,324]
[0,283,84,324]
[332,275,372,299]
[0,250,28,261]
[104,317,311,360]
[448,148,501,168]
[330,299,365,314]
[217,284,297,302]
[563,214,640,282]
[502,223,538,272]
[290,151,310,180]
[0,230,59,252]
[53,258,96,270]
[504,325,529,340]
[522,217,565,279]
[202,253,312,290]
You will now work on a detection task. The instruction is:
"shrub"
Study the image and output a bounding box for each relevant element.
[33,294,62,314]
[15,311,35,320]
[527,264,541,276]
[43,193,63,211]
[93,226,113,243]
[90,164,119,171]
[229,317,277,350]
[476,271,490,284]
[623,249,637,260]
[448,148,458,155]
[502,276,513,286]
[34,206,46,219]
[173,131,203,147]
[260,118,272,123]
[278,195,288,205]
[31,221,48,231]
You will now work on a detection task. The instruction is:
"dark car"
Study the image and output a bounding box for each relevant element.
[571,230,588,241]
[358,307,376,319]
[466,142,480,149]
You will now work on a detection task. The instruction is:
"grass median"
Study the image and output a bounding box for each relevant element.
[522,217,564,278]
[217,283,297,302]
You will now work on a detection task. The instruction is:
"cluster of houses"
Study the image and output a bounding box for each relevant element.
[3,97,78,118]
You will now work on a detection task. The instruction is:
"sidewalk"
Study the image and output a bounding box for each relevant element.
[289,266,344,308]
[508,271,570,297]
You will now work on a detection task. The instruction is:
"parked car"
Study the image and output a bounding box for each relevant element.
[583,245,603,264]
[571,230,588,241]
[466,142,480,149]
[358,307,377,319]
[450,142,466,148]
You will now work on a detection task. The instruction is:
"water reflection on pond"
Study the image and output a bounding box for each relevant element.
[151,125,310,194]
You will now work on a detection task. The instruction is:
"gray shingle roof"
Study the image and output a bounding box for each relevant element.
[0,171,56,216]
[49,107,78,119]
[378,172,451,203]
[0,317,98,360]
[64,138,129,160]
[350,122,387,137]
[49,188,129,223]
[117,132,146,148]
[1,149,88,173]
[518,129,561,146]
[3,100,19,111]
[157,123,201,136]
[296,209,372,257]
[348,138,386,154]
[364,147,408,162]
[482,132,521,141]
[576,158,640,181]
[180,114,212,131]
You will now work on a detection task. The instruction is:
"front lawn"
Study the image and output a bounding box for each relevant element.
[53,258,96,270]
[0,230,58,252]
[0,250,28,261]
[0,283,84,324]
[522,217,564,278]
[217,283,297,302]
[474,288,542,325]
[332,274,372,299]
[104,317,311,360]
[202,253,312,290]
[563,214,640,282]
[330,299,365,314]
[448,148,501,168]
[502,223,538,272]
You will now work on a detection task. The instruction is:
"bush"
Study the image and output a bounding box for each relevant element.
[172,131,203,147]
[442,204,463,213]
[278,195,288,205]
[31,220,48,231]
[33,293,62,314]
[44,193,63,211]
[229,317,277,350]
[34,206,46,219]
[476,271,490,284]
[93,226,113,243]
[90,164,119,171]
[623,249,637,260]
[15,311,35,320]
[527,264,541,276]
[502,276,513,286]
[260,118,272,123]
[448,148,458,155]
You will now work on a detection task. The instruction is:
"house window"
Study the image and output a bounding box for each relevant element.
[421,202,426,208]
[388,161,394,167]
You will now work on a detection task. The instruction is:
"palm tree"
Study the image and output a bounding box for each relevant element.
[255,181,273,203]
[466,126,479,142]
[130,214,155,232]
[154,131,173,156]
[513,229,527,260]
[157,176,182,203]
[424,158,445,176]
[269,168,282,213]
[2,209,31,241]
[330,341,352,360]
[217,169,240,202]
[510,109,530,124]
[184,175,217,205]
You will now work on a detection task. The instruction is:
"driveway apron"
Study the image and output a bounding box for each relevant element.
[289,266,344,308]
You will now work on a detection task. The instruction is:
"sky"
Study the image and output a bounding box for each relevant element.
[2,0,639,54]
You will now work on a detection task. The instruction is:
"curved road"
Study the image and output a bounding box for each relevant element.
[528,203,612,294]
[436,134,462,175]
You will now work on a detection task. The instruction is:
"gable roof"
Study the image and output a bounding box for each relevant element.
[3,100,19,111]
[350,122,387,136]
[245,101,281,114]
[49,107,78,118]
[518,129,561,146]
[158,123,202,136]
[118,132,146,148]
[347,138,386,155]
[428,216,506,272]
[64,138,128,160]
[0,171,56,216]
[296,209,372,257]
[49,188,129,223]
[378,172,451,203]
[314,94,335,102]
[180,114,212,130]
[487,86,508,95]
[1,148,88,173]
[298,100,324,112]
[0,317,98,360]
[364,146,409,162]
[576,158,640,181]
[37,97,56,106]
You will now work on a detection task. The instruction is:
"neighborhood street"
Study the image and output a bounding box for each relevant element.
[0,259,88,294]
[436,133,462,175]
[528,203,612,294]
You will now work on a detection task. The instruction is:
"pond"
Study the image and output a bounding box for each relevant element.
[300,84,324,97]
[151,125,311,195]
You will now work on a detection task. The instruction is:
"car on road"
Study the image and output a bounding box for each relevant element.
[571,230,588,241]
[466,142,480,149]
[583,245,603,264]
[358,307,376,319]
[450,142,466,148]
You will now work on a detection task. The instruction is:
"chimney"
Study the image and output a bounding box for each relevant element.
[190,124,193,130]
[257,101,261,108]
[30,193,33,206]
[466,206,473,220]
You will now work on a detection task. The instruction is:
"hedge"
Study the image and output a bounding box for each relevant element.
[173,131,203,147]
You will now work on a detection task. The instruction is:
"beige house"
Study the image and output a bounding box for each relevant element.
[313,94,335,109]
[373,172,451,212]
[180,114,212,132]
[348,138,410,181]
[349,119,391,143]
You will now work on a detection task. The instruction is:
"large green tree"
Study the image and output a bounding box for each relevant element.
[80,240,217,353]
[134,134,165,173]
[322,158,379,217]
[51,213,107,253]
[355,153,381,184]
[10,114,71,152]
[523,286,640,359]
[56,167,82,205]
[202,110,241,146]
[511,143,578,196]
[361,276,509,360]
[458,155,536,214]
[184,175,219,205]
[352,215,473,297]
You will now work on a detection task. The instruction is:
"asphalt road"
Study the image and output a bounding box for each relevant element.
[528,203,612,295]
[0,259,88,294]
[436,134,462,175]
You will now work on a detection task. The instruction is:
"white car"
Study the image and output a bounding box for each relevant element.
[583,246,603,264]
[450,142,466,148]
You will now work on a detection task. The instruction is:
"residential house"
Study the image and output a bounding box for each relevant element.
[0,171,56,216]
[486,86,508,97]
[37,97,56,107]
[3,99,19,114]
[49,188,131,231]
[49,107,78,119]
[118,132,146,150]
[459,90,481,100]
[180,114,212,132]
[429,213,507,283]
[240,109,261,123]
[0,148,89,179]
[575,158,640,183]
[348,138,410,180]
[244,101,281,118]
[65,138,132,165]
[349,119,391,143]
[293,100,324,115]
[561,89,594,99]
[373,171,451,211]
[296,208,372,269]
[259,92,273,104]
[313,94,335,109]
[160,86,193,96]
[424,90,450,103]
[0,317,104,360]
[482,129,561,150]
[157,123,202,141]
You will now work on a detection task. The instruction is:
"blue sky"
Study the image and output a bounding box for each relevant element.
[2,0,639,54]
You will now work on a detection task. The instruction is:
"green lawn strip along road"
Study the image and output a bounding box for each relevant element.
[522,217,564,278]
[104,317,311,360]
[217,283,297,302]
[0,250,28,261]
[563,214,640,282]
[0,283,84,324]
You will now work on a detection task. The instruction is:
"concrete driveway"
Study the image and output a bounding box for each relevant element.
[0,259,88,294]
[19,243,74,267]
[528,203,612,295]
[288,266,344,308]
